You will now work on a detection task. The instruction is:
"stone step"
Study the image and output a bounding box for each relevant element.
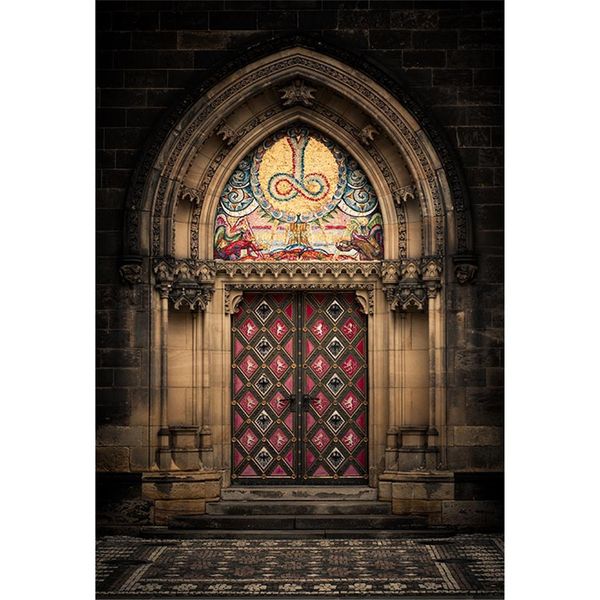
[221,486,377,501]
[206,500,391,516]
[168,514,427,530]
[140,526,453,540]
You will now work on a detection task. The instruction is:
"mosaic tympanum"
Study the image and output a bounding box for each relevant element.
[214,126,384,261]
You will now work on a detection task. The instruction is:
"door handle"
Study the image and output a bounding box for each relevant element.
[303,394,317,405]
[284,395,297,412]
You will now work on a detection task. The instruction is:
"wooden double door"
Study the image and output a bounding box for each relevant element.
[231,291,368,484]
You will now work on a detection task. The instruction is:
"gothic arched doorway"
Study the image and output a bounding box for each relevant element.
[124,41,477,521]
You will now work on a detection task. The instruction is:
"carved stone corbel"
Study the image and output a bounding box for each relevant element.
[119,256,143,287]
[216,121,239,146]
[154,258,175,298]
[354,288,374,315]
[452,254,478,285]
[358,124,379,147]
[179,185,201,205]
[224,289,244,315]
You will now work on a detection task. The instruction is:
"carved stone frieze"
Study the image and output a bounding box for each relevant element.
[452,254,478,285]
[224,283,375,316]
[279,79,316,107]
[217,260,383,280]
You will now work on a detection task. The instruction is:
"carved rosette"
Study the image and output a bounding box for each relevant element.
[452,254,478,285]
[278,79,316,107]
[384,256,443,313]
[153,258,216,310]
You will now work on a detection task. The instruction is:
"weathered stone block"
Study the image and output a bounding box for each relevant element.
[453,426,502,446]
[153,499,207,525]
[97,447,130,472]
[378,481,392,501]
[392,499,442,514]
[391,482,454,500]
[442,500,502,527]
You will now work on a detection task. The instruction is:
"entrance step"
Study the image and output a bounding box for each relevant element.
[168,514,427,530]
[140,526,452,540]
[221,486,377,501]
[206,500,391,516]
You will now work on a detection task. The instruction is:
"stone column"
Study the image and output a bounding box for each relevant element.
[157,284,173,470]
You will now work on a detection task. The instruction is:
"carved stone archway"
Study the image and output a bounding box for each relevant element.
[126,39,477,523]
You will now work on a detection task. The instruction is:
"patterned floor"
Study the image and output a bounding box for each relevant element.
[96,534,503,598]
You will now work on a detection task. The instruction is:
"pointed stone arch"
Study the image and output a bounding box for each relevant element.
[124,39,475,269]
[124,38,481,511]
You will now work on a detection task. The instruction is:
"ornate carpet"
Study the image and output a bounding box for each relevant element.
[96,534,503,598]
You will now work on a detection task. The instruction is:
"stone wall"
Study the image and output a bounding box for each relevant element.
[96,0,503,522]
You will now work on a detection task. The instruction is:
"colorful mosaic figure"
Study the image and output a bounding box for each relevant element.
[214,126,384,261]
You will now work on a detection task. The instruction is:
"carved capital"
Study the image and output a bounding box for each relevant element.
[453,254,478,285]
[154,258,175,297]
[279,79,316,107]
[170,283,215,311]
[385,283,427,313]
[153,257,216,308]
[400,259,421,282]
[381,260,401,284]
[421,256,443,282]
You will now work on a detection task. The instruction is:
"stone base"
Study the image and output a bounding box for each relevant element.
[142,471,222,525]
[378,471,502,529]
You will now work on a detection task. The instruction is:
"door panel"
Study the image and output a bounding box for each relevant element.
[231,292,368,484]
[231,292,298,481]
[301,293,368,483]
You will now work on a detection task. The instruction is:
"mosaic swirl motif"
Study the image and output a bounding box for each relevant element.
[215,126,383,261]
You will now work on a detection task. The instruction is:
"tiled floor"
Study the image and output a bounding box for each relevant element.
[96,534,503,598]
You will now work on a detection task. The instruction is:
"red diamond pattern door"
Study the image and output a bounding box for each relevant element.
[232,293,298,482]
[302,293,368,483]
[232,292,368,484]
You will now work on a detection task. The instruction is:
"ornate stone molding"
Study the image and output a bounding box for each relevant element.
[217,260,383,280]
[224,283,375,316]
[153,258,216,310]
[452,253,478,285]
[279,79,316,107]
[383,256,443,312]
[125,40,473,259]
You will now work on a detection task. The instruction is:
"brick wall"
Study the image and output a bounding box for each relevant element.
[97,0,503,475]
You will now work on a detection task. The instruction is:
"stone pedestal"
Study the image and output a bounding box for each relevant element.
[378,471,454,526]
[142,471,222,525]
